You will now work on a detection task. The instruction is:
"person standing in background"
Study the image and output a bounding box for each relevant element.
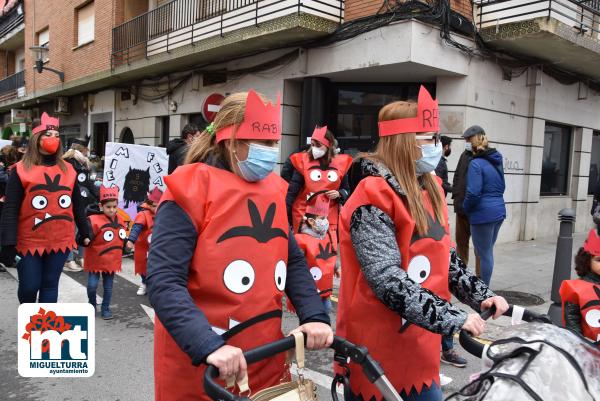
[452,126,482,277]
[435,135,453,197]
[167,123,200,174]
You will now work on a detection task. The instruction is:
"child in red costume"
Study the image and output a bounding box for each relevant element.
[126,187,163,296]
[294,194,338,313]
[84,186,126,320]
[560,226,600,343]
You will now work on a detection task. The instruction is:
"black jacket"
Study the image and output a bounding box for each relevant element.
[592,185,600,219]
[452,150,473,216]
[167,139,188,174]
[65,156,98,205]
[281,145,311,183]
[435,156,452,196]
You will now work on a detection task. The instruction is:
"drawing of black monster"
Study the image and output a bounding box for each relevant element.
[123,167,150,208]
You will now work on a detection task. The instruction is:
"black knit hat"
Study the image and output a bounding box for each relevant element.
[462,125,485,139]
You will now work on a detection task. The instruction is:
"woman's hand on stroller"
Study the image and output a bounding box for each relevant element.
[462,314,486,337]
[289,322,333,350]
[480,296,510,319]
[206,345,248,382]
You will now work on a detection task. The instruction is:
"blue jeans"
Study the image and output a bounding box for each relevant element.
[441,334,454,352]
[401,383,442,401]
[471,220,503,286]
[141,274,147,285]
[87,272,115,312]
[322,297,332,314]
[66,247,85,262]
[17,251,69,303]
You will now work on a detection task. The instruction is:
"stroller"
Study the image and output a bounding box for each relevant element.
[447,305,600,401]
[204,335,404,401]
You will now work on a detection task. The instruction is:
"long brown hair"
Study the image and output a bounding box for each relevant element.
[185,92,264,166]
[22,132,67,172]
[308,129,336,164]
[365,101,445,236]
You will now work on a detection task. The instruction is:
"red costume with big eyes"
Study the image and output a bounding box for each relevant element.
[290,152,352,244]
[295,233,336,299]
[84,214,126,274]
[560,281,600,343]
[15,162,77,256]
[154,163,290,401]
[133,207,155,276]
[336,176,451,398]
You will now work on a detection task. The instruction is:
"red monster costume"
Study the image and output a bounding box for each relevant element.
[336,86,450,398]
[290,126,352,244]
[560,228,600,343]
[84,186,126,274]
[15,113,78,256]
[154,91,292,401]
[133,188,162,276]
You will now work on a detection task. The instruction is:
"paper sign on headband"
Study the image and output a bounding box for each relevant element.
[311,126,330,147]
[584,228,600,256]
[100,185,119,202]
[378,86,439,137]
[216,90,281,143]
[32,112,60,135]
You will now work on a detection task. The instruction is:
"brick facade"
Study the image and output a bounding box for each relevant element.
[345,0,473,22]
[23,0,116,94]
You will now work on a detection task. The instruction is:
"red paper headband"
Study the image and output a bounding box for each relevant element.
[216,90,281,143]
[306,194,330,217]
[584,228,600,256]
[100,185,119,202]
[33,112,60,135]
[311,126,330,148]
[378,86,439,137]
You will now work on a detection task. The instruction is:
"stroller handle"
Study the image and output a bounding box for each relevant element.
[204,335,396,401]
[459,305,552,358]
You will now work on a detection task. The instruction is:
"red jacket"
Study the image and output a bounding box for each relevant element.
[84,213,126,274]
[154,163,290,401]
[15,161,77,256]
[133,207,155,276]
[336,176,451,398]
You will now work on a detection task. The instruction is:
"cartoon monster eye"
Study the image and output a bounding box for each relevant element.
[103,231,115,242]
[147,234,152,244]
[77,173,87,183]
[407,255,431,284]
[309,170,322,182]
[31,195,48,210]
[223,260,255,294]
[274,260,287,291]
[118,229,126,240]
[327,171,338,182]
[585,310,600,328]
[59,194,72,209]
[310,267,323,281]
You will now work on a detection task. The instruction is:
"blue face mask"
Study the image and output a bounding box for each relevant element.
[416,142,443,175]
[465,142,473,152]
[236,143,279,182]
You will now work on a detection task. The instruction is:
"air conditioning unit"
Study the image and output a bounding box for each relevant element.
[55,97,69,114]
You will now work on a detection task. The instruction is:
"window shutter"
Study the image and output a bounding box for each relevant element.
[78,2,95,46]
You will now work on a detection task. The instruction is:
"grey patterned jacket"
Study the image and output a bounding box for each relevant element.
[348,158,496,336]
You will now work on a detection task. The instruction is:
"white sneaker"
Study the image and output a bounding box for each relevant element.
[63,261,83,272]
[136,284,147,296]
[76,258,84,267]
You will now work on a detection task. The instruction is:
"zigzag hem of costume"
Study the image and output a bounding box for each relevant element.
[84,267,122,274]
[352,376,439,401]
[16,243,77,257]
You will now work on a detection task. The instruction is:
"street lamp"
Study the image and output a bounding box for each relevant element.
[29,45,65,82]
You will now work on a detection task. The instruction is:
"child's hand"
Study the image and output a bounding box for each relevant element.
[83,238,91,246]
[126,240,134,250]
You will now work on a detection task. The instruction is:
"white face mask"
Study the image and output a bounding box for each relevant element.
[465,142,473,152]
[312,146,327,159]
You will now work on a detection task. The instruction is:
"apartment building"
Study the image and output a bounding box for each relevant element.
[0,0,598,242]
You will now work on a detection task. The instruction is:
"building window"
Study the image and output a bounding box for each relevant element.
[36,28,49,62]
[589,131,600,196]
[76,2,95,47]
[541,123,572,196]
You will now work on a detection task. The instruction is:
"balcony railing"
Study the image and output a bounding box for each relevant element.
[0,70,25,102]
[112,0,344,68]
[475,0,600,39]
[0,1,24,39]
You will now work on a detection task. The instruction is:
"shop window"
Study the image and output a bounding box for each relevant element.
[541,123,572,196]
[589,131,600,195]
[76,2,95,47]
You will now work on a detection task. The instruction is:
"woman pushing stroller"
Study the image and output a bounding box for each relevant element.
[336,87,508,401]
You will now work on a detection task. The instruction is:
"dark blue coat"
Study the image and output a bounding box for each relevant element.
[463,149,506,225]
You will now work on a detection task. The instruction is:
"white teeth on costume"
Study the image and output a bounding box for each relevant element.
[211,318,241,335]
[597,334,600,342]
[306,192,315,200]
[211,326,226,335]
[34,218,42,226]
[402,318,406,327]
[45,213,52,219]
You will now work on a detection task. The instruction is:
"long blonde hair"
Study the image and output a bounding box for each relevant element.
[471,133,489,154]
[185,92,268,166]
[366,101,445,236]
[22,132,67,172]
